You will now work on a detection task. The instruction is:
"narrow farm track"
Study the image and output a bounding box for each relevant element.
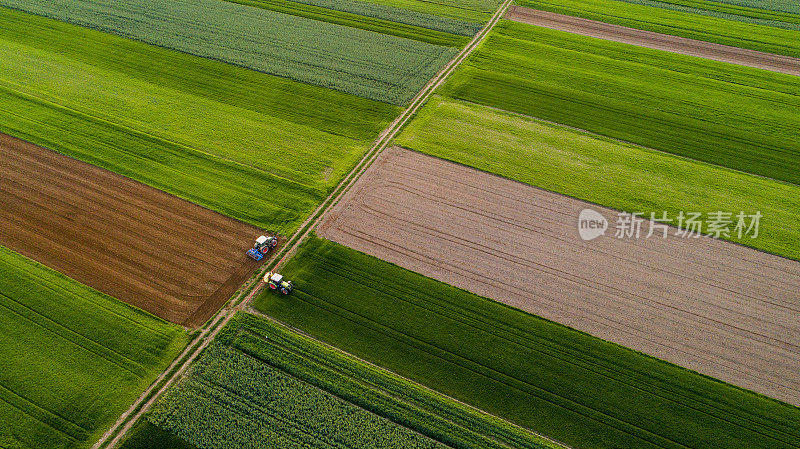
[0,133,265,327]
[505,6,800,75]
[95,1,515,447]
[318,147,800,406]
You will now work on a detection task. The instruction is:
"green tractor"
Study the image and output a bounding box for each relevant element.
[264,271,293,295]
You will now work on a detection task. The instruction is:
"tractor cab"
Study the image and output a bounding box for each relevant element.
[247,235,278,261]
[264,271,293,295]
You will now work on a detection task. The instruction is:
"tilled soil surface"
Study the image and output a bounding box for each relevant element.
[505,6,800,76]
[0,133,266,327]
[319,146,800,406]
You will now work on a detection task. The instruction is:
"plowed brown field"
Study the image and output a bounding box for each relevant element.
[319,146,800,406]
[0,133,266,327]
[505,6,800,75]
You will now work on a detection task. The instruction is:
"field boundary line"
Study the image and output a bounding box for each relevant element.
[95,1,512,446]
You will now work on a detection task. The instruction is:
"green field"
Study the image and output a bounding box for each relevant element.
[0,8,402,233]
[254,236,800,449]
[3,0,457,104]
[231,0,482,37]
[351,0,503,23]
[714,0,799,14]
[144,313,556,449]
[396,96,800,260]
[225,0,470,47]
[517,0,800,54]
[441,21,800,184]
[607,0,800,28]
[0,247,188,449]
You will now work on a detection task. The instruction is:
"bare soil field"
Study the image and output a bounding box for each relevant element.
[0,133,266,327]
[505,6,800,75]
[318,146,800,406]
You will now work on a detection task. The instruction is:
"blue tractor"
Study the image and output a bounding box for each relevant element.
[246,235,278,261]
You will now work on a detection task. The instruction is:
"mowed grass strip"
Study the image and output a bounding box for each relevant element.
[226,0,472,45]
[145,313,555,449]
[0,247,187,449]
[2,0,457,104]
[518,0,800,52]
[441,21,800,184]
[396,96,800,260]
[255,236,800,449]
[0,9,401,233]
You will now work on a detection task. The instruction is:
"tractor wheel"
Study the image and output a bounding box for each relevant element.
[269,283,277,290]
[270,239,278,248]
[281,288,289,295]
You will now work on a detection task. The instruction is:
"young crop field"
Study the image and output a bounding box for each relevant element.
[227,0,480,40]
[396,96,800,260]
[255,236,800,449]
[144,313,557,449]
[0,8,401,233]
[348,0,504,23]
[604,0,800,29]
[714,0,799,14]
[441,21,800,184]
[517,0,800,54]
[0,247,188,449]
[224,0,469,47]
[3,0,457,105]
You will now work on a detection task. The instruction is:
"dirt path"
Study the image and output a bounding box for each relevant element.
[505,6,800,75]
[318,146,800,406]
[0,133,265,327]
[94,2,516,447]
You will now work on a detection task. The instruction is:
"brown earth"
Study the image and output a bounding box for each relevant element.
[318,146,800,406]
[0,133,267,327]
[505,6,800,76]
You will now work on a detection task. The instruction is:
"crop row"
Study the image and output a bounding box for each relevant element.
[4,0,458,104]
[271,0,482,35]
[518,0,800,55]
[714,0,798,14]
[0,8,401,233]
[238,0,482,36]
[256,236,800,449]
[441,21,800,184]
[226,0,470,47]
[611,0,800,28]
[0,247,187,449]
[150,344,448,449]
[355,0,503,23]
